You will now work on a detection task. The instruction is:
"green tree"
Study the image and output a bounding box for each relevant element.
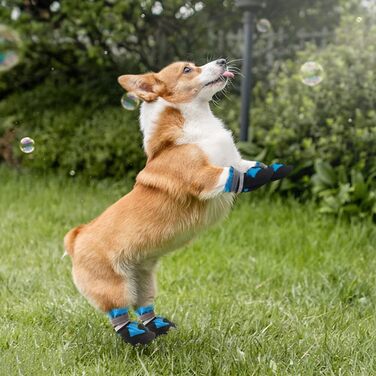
[0,0,342,101]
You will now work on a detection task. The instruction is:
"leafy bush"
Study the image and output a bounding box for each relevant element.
[245,16,376,218]
[313,161,376,219]
[0,85,145,179]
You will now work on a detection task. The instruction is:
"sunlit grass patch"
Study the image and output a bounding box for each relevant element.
[1,168,375,375]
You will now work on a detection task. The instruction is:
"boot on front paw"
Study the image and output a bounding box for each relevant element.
[268,163,293,181]
[255,162,293,182]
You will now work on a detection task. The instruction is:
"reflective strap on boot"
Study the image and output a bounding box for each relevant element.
[237,172,244,193]
[138,311,156,326]
[110,313,130,332]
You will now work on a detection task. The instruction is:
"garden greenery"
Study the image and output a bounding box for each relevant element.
[0,2,374,219]
[248,17,376,219]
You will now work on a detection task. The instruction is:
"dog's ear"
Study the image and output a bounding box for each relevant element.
[117,73,164,102]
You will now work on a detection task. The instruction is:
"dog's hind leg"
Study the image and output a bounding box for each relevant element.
[124,258,176,337]
[71,257,155,346]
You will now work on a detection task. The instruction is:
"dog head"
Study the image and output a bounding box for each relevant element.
[118,59,234,104]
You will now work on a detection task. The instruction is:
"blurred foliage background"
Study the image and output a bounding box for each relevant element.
[0,0,375,219]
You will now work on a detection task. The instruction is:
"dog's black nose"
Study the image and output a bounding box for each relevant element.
[216,58,227,66]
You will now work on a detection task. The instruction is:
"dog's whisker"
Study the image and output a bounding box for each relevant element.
[227,58,243,64]
[227,66,241,73]
[227,65,241,71]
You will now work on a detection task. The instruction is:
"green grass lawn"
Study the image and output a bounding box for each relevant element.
[1,168,376,375]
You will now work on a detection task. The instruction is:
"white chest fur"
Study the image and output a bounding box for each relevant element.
[140,99,242,168]
[140,99,236,239]
[177,105,241,167]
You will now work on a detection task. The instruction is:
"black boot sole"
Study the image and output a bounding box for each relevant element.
[146,318,176,337]
[117,324,156,346]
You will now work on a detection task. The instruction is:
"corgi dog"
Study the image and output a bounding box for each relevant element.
[64,59,291,346]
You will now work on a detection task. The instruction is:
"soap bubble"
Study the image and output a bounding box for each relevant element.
[300,61,324,87]
[121,93,140,111]
[50,1,61,12]
[0,25,21,72]
[152,1,163,15]
[11,7,21,21]
[194,2,204,11]
[256,19,271,33]
[69,170,76,176]
[19,137,35,154]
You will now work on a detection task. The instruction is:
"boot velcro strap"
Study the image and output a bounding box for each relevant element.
[230,168,241,192]
[139,311,156,325]
[111,314,130,332]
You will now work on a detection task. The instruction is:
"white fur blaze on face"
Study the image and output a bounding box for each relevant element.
[196,61,229,100]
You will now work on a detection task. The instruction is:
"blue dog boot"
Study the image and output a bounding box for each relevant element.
[269,163,293,181]
[146,317,176,336]
[117,322,155,346]
[108,308,155,346]
[243,165,274,192]
[224,165,273,193]
[135,305,176,337]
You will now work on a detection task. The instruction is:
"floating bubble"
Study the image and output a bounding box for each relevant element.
[300,61,324,87]
[256,19,271,33]
[69,170,76,176]
[194,2,204,11]
[356,16,363,23]
[0,24,21,72]
[121,93,140,111]
[19,137,35,154]
[50,1,61,12]
[176,5,194,19]
[11,7,21,21]
[152,1,163,15]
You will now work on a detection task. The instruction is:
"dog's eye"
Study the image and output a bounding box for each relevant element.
[183,66,192,74]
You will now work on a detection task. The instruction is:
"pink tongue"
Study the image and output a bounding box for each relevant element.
[223,71,234,78]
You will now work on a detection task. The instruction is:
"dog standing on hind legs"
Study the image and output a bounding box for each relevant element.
[64,59,292,346]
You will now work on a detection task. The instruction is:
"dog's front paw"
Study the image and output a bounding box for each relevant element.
[224,166,273,193]
[254,161,268,169]
[242,166,274,192]
[269,163,293,181]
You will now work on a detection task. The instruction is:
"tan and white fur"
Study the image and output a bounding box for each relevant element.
[64,59,258,314]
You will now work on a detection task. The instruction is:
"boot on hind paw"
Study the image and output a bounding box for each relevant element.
[108,307,155,346]
[117,322,156,346]
[136,305,176,337]
[145,316,176,336]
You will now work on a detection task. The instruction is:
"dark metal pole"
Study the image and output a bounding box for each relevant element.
[239,10,254,142]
